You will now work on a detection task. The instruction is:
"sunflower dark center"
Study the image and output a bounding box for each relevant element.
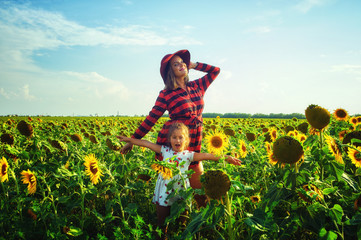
[242,145,246,152]
[271,131,277,139]
[90,162,98,174]
[354,152,361,161]
[29,174,35,184]
[1,164,7,175]
[336,110,347,118]
[211,136,223,148]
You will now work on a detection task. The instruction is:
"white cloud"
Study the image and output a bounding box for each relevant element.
[0,3,201,71]
[331,64,361,75]
[294,0,333,13]
[64,71,130,100]
[0,88,10,99]
[22,84,36,101]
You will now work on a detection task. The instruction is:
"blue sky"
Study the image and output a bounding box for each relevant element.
[1,0,360,116]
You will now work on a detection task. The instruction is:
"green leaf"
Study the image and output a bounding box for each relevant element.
[66,226,83,236]
[319,228,338,240]
[329,204,343,225]
[325,161,344,181]
[351,138,361,145]
[322,187,338,195]
[341,172,359,191]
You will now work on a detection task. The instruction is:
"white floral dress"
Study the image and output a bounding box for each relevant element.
[152,146,194,206]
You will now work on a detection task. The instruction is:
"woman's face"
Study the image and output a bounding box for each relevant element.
[170,55,188,79]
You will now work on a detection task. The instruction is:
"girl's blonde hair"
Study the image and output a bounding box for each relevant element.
[167,122,190,149]
[164,57,189,90]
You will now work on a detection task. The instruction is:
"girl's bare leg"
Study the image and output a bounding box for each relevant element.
[156,204,170,238]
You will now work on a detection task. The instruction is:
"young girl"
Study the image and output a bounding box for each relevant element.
[117,122,241,232]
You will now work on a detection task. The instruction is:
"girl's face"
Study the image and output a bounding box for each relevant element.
[170,129,187,152]
[170,55,188,79]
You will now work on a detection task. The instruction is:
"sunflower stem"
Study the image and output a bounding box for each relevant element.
[41,177,58,219]
[0,180,8,199]
[319,129,325,181]
[11,170,22,221]
[225,192,234,240]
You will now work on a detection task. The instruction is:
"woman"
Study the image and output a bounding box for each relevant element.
[120,49,220,207]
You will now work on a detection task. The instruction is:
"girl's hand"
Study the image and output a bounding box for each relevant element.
[225,156,242,166]
[117,135,130,142]
[117,136,133,154]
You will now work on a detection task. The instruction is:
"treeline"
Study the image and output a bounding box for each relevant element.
[201,112,306,119]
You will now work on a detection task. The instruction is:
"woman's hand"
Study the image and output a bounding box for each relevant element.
[189,61,197,69]
[225,156,242,166]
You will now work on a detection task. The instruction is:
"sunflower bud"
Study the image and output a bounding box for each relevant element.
[70,134,82,142]
[246,132,256,142]
[273,136,304,164]
[17,120,33,137]
[201,170,231,200]
[1,133,14,145]
[305,104,330,130]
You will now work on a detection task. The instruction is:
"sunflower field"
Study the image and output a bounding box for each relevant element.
[1,105,361,240]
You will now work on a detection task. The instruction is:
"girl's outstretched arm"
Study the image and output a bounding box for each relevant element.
[193,153,242,166]
[117,136,162,154]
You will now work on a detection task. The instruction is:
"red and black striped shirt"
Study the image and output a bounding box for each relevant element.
[132,62,220,159]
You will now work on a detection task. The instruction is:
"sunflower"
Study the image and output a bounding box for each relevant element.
[273,136,304,164]
[89,135,98,144]
[342,131,361,148]
[1,133,14,145]
[338,130,348,140]
[246,132,256,142]
[238,139,248,158]
[284,126,295,134]
[298,184,323,203]
[265,142,272,154]
[309,127,320,136]
[333,108,349,121]
[348,147,361,168]
[0,157,9,182]
[151,163,173,180]
[297,133,307,143]
[297,122,309,134]
[204,130,229,156]
[84,154,103,184]
[250,195,261,204]
[70,134,82,142]
[137,174,151,182]
[287,130,297,138]
[325,135,344,164]
[50,139,67,152]
[224,128,235,137]
[21,169,37,194]
[305,104,331,130]
[267,151,278,165]
[201,170,231,200]
[269,128,277,142]
[349,117,358,126]
[17,120,34,137]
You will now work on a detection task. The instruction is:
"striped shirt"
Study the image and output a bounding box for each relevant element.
[132,62,220,160]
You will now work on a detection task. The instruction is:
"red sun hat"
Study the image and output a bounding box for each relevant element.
[160,49,190,83]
